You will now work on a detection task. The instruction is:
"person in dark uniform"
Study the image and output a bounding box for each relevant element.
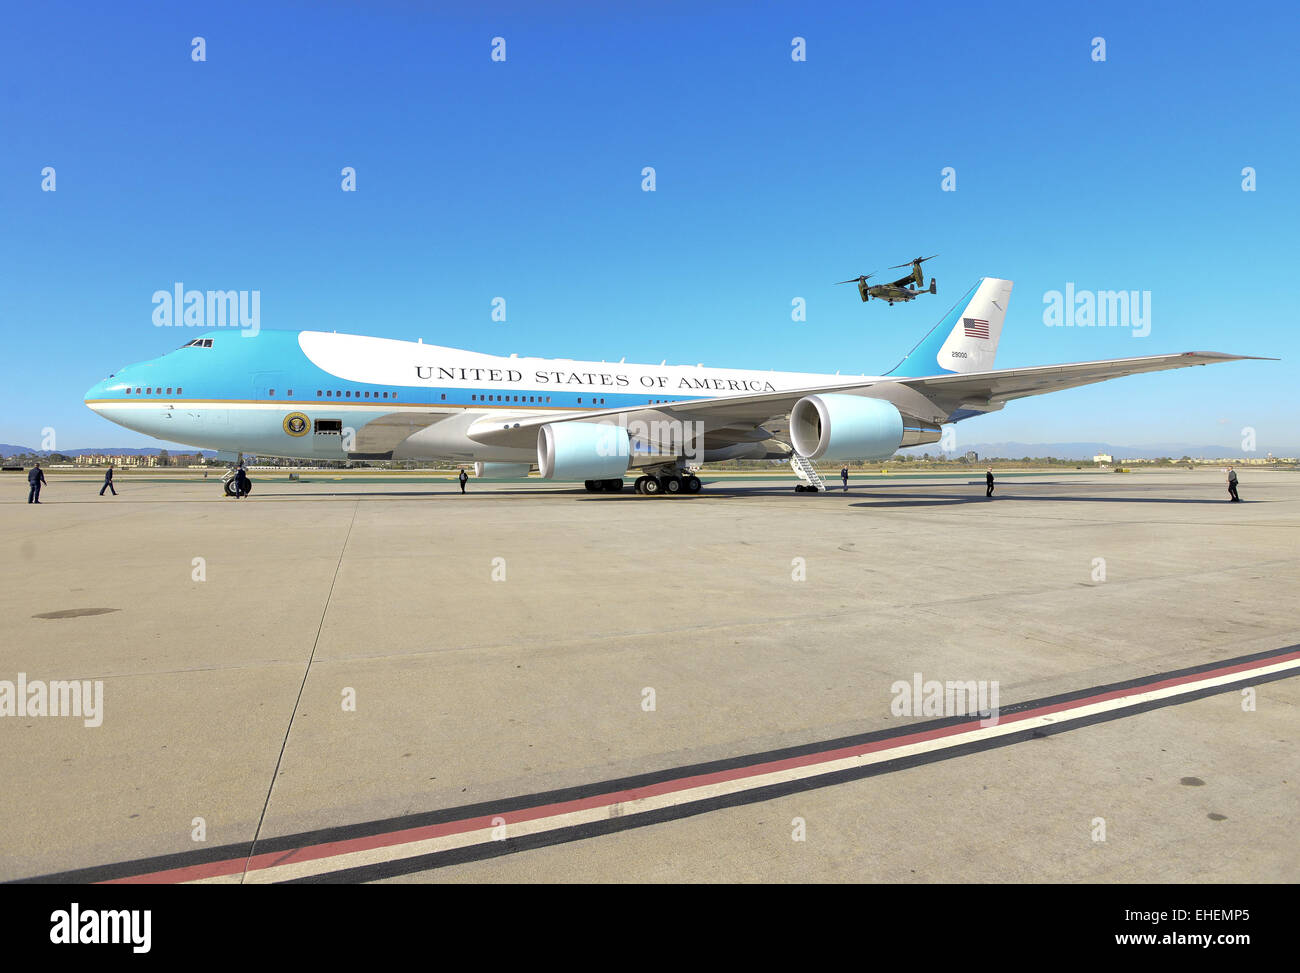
[234,465,250,499]
[28,463,47,503]
[1227,467,1240,502]
[99,465,117,496]
[458,468,468,494]
[840,466,849,492]
[986,468,995,497]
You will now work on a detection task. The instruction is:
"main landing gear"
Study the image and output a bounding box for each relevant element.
[633,473,701,495]
[585,464,702,497]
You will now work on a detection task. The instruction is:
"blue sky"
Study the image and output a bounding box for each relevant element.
[2,0,1296,451]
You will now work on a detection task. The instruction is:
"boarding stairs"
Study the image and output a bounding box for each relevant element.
[790,454,826,492]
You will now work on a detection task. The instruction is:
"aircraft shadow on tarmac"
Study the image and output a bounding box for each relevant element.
[242,484,1250,505]
[847,491,1246,508]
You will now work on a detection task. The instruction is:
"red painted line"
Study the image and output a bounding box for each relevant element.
[102,649,1300,883]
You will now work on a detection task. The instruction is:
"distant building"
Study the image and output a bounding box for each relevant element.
[965,450,978,462]
[1093,453,1113,464]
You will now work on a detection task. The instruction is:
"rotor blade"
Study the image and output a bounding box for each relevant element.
[889,254,939,269]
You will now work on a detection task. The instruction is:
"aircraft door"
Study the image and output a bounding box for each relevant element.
[252,371,286,401]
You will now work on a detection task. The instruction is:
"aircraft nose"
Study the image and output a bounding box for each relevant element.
[85,378,111,413]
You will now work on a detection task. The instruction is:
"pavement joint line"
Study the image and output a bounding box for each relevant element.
[238,499,360,884]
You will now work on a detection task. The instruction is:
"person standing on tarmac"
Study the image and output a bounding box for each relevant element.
[1227,466,1240,502]
[840,466,849,492]
[458,468,469,494]
[99,465,117,496]
[27,463,47,503]
[986,468,995,497]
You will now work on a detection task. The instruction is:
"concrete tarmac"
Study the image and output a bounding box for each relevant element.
[2,469,1296,882]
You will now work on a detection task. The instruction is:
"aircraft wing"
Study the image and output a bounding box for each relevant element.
[464,351,1270,450]
[893,351,1275,416]
[352,411,446,454]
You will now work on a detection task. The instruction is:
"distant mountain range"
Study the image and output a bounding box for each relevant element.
[902,441,1297,460]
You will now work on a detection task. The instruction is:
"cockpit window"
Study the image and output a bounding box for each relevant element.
[179,338,214,348]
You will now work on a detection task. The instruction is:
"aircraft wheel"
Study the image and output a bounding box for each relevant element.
[633,476,648,494]
[663,476,682,495]
[603,478,624,492]
[224,479,237,497]
[685,475,701,494]
[584,479,600,492]
[642,476,662,496]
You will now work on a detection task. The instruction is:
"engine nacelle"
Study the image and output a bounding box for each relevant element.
[474,462,532,478]
[790,394,903,462]
[538,422,631,480]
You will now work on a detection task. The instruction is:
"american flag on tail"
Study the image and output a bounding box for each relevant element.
[963,317,990,339]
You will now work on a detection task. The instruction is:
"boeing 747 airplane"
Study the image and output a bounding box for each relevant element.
[84,278,1266,496]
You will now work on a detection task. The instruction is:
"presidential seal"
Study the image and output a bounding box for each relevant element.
[283,412,310,437]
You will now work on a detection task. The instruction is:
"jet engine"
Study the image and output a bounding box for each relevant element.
[789,394,905,462]
[538,422,631,480]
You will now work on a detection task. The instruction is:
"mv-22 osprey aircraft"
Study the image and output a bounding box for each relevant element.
[837,255,939,305]
[85,277,1267,496]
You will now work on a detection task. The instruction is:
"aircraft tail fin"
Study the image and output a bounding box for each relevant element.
[886,277,1013,377]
